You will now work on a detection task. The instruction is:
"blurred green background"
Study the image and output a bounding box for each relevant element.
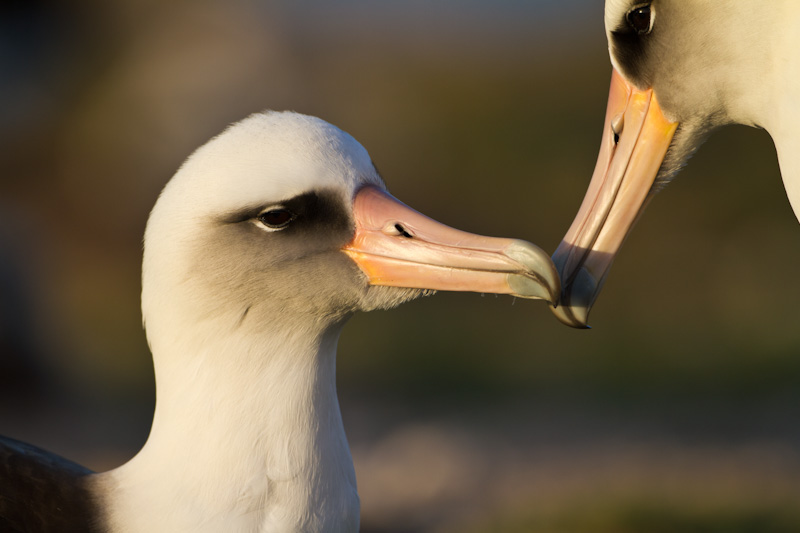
[1,1,800,532]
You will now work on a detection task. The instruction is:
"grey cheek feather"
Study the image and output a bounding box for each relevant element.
[652,120,713,193]
[147,186,428,346]
[181,216,373,330]
[188,184,428,326]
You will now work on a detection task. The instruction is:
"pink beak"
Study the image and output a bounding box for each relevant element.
[343,186,559,303]
[551,68,679,328]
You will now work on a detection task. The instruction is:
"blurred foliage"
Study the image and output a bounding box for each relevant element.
[2,1,799,531]
[464,499,800,533]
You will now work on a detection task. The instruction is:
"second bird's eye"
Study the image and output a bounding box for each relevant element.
[627,4,653,34]
[258,208,295,229]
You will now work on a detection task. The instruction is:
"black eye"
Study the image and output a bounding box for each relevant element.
[258,208,295,229]
[627,4,653,34]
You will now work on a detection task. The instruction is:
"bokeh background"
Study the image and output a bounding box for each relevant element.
[2,1,800,531]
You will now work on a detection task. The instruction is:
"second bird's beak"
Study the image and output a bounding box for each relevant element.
[344,186,560,305]
[551,68,678,328]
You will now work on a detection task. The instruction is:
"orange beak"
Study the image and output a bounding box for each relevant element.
[343,186,559,303]
[551,68,678,328]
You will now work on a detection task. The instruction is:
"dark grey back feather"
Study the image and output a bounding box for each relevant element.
[0,436,102,532]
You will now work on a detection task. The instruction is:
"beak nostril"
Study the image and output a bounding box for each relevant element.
[611,113,624,145]
[394,223,413,238]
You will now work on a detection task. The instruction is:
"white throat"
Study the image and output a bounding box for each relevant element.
[96,319,359,533]
[764,4,800,221]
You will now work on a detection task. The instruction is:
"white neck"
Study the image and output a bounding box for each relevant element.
[773,116,800,223]
[764,4,800,221]
[96,319,359,533]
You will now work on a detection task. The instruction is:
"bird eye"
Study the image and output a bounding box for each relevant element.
[257,208,295,230]
[626,3,653,34]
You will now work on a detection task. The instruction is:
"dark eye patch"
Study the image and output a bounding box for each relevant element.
[609,2,657,87]
[223,189,353,245]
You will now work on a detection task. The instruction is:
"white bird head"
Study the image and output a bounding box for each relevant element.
[551,0,798,327]
[102,111,559,532]
[140,111,559,355]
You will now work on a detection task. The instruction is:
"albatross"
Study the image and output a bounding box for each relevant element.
[551,0,800,327]
[0,111,558,532]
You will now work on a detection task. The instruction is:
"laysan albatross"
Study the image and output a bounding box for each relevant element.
[551,0,800,327]
[0,111,559,532]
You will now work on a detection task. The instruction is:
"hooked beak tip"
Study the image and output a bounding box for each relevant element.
[549,264,599,329]
[503,239,561,305]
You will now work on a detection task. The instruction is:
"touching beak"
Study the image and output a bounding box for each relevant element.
[551,68,678,328]
[343,185,560,304]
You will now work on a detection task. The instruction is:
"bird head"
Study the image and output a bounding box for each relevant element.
[141,112,560,349]
[551,0,776,327]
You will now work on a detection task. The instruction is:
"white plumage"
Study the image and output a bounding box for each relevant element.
[0,111,558,532]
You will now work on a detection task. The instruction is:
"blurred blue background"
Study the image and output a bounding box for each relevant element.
[2,1,800,531]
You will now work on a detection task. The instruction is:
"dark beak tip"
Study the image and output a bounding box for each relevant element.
[548,262,597,329]
[549,299,592,329]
